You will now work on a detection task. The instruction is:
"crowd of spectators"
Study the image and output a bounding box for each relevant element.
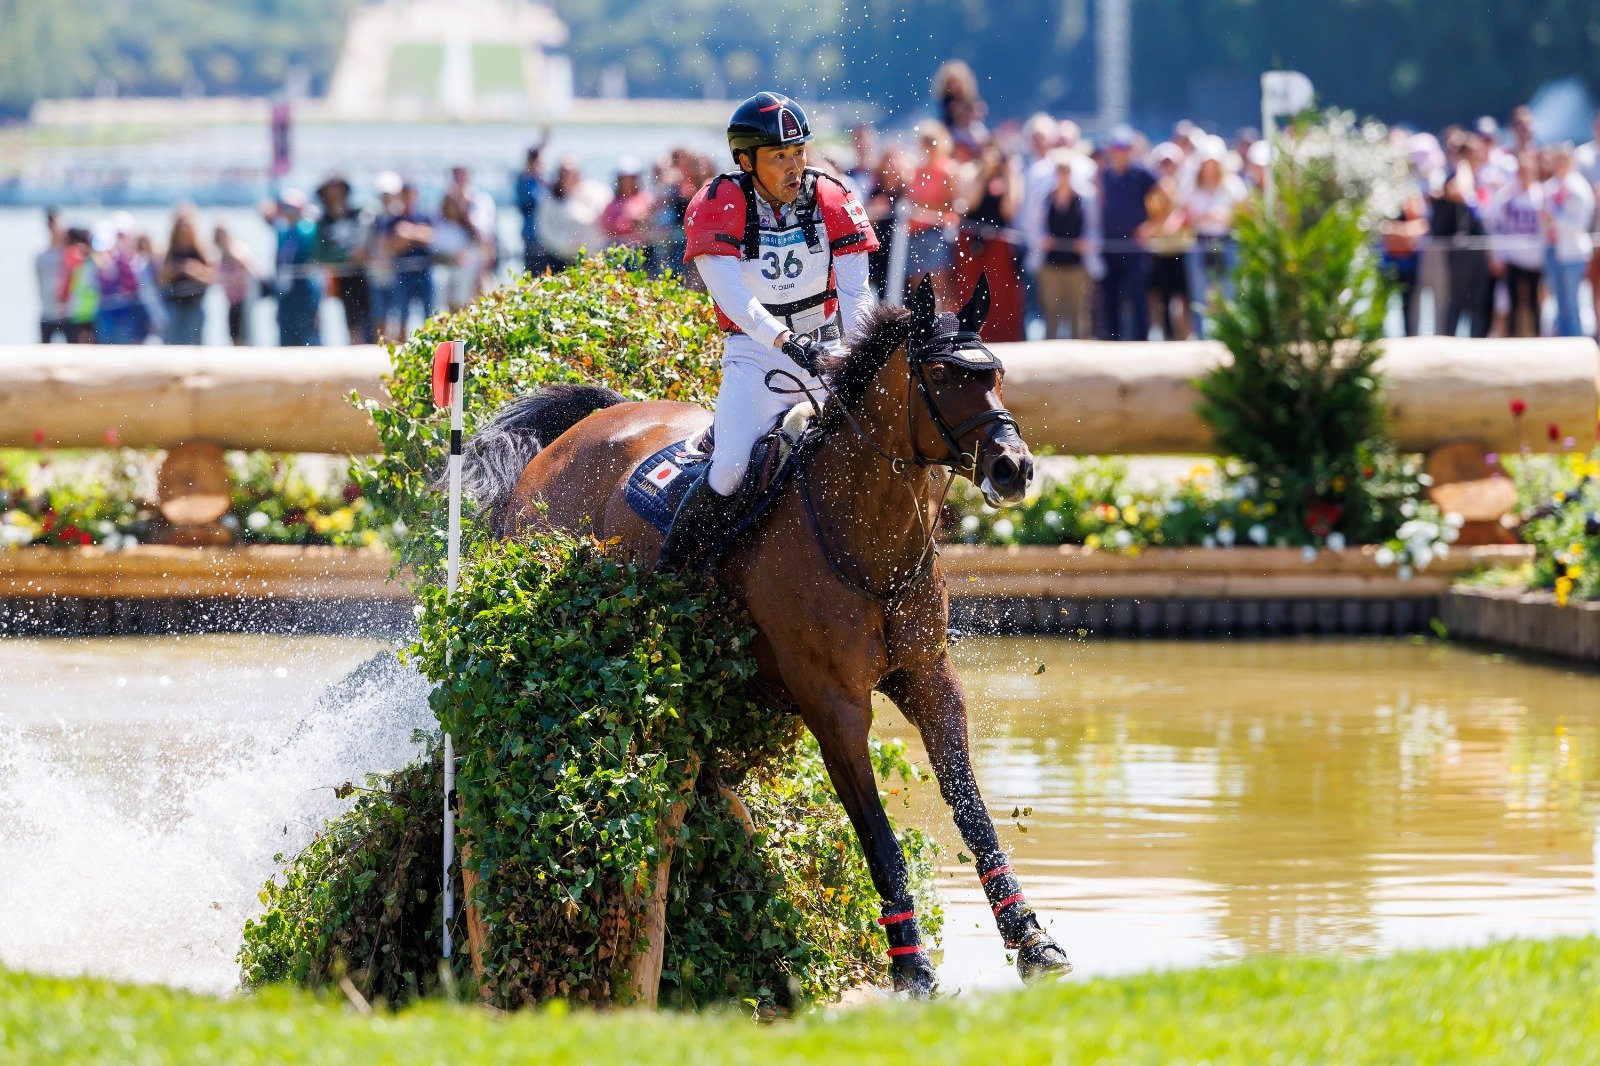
[31,61,1600,347]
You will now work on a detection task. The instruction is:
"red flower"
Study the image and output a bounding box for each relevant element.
[1510,398,1527,418]
[78,531,92,545]
[104,426,120,446]
[31,429,45,446]
[284,508,305,526]
[41,511,57,533]
[1306,500,1344,538]
[59,524,80,542]
[341,484,362,503]
[1547,422,1561,442]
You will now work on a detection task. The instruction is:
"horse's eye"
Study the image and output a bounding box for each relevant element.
[929,366,948,384]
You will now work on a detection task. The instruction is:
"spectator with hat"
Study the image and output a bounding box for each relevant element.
[1097,124,1157,340]
[314,175,375,344]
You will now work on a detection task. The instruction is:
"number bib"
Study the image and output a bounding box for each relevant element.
[743,219,834,335]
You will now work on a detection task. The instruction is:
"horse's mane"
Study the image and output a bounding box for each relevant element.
[812,304,912,432]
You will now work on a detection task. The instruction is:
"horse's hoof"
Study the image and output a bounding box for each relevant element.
[1015,929,1072,982]
[890,952,940,998]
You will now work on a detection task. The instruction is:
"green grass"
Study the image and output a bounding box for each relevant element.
[386,42,443,101]
[472,43,525,96]
[4,938,1598,1064]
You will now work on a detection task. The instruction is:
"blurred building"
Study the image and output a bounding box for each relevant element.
[327,0,573,120]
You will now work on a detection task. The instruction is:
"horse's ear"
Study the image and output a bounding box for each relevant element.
[957,274,991,334]
[909,275,937,342]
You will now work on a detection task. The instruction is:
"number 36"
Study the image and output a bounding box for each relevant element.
[761,250,805,280]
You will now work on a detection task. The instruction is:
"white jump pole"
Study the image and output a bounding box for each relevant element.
[885,198,912,307]
[432,339,467,964]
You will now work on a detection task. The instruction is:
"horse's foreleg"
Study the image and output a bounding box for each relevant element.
[897,653,1072,980]
[803,691,939,996]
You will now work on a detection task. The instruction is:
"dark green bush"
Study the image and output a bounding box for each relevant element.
[1199,151,1396,545]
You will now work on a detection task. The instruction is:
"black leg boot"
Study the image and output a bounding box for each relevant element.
[657,471,734,572]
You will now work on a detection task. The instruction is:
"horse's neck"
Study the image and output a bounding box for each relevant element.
[806,353,942,588]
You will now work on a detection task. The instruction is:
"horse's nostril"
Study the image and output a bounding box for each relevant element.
[992,456,1018,484]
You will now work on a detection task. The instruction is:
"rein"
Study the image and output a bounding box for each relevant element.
[763,331,1018,608]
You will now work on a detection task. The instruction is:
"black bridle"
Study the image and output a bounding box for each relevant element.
[772,328,1021,607]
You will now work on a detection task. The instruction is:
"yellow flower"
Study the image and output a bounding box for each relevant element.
[1332,476,1346,492]
[1085,533,1102,550]
[1555,576,1574,607]
[1122,506,1140,525]
[1571,543,1585,557]
[1240,500,1256,516]
[1261,502,1277,516]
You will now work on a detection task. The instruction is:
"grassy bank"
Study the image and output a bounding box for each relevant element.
[4,938,1598,1064]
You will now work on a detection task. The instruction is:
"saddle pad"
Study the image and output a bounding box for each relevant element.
[624,440,706,536]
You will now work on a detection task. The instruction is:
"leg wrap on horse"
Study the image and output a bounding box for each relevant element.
[879,900,925,957]
[977,852,1037,947]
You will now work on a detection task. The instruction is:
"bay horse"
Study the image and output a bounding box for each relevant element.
[462,277,1072,994]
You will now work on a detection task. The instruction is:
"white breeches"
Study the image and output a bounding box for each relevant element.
[707,332,824,496]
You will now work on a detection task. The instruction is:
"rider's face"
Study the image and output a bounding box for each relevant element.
[745,143,808,204]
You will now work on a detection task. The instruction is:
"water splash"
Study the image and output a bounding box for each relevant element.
[0,640,432,993]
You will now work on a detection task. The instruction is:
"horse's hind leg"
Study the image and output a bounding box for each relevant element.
[891,653,1072,981]
[800,689,940,996]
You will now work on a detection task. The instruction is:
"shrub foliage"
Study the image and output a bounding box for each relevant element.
[244,254,942,1011]
[1198,149,1400,546]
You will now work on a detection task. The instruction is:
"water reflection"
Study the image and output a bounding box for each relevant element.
[877,638,1600,988]
[1,634,1595,994]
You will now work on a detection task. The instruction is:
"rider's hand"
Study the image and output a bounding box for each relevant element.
[781,332,823,373]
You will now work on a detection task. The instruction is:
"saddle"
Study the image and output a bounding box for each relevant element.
[624,400,816,541]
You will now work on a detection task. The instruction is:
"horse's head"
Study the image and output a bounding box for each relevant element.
[904,275,1034,505]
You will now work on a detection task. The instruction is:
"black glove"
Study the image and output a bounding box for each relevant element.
[781,332,823,373]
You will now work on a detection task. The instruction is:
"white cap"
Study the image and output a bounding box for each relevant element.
[374,170,403,196]
[1246,140,1272,167]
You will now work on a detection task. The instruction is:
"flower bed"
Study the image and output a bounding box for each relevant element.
[0,448,388,549]
[947,456,1463,575]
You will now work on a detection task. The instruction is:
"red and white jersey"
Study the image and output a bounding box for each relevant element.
[684,168,878,335]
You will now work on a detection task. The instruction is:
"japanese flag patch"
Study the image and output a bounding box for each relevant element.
[845,197,869,228]
[645,459,683,490]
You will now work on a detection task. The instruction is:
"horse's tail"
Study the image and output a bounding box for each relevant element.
[462,383,626,534]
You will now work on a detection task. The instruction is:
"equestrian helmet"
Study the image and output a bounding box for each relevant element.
[727,92,812,162]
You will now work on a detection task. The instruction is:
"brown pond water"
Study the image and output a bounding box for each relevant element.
[0,634,1596,994]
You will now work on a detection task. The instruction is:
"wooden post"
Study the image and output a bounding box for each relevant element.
[626,754,700,1008]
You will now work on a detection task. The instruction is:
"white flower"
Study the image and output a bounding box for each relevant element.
[1202,534,1217,548]
[1443,511,1464,529]
[392,520,408,536]
[1326,531,1347,551]
[992,518,1015,540]
[1168,499,1185,514]
[1434,542,1449,560]
[960,514,980,533]
[1398,564,1414,581]
[0,526,31,548]
[1217,525,1237,548]
[1400,500,1417,518]
[220,514,240,531]
[102,532,122,552]
[122,535,138,548]
[1301,545,1319,562]
[1115,493,1133,508]
[1113,529,1134,549]
[1044,510,1062,528]
[413,604,425,620]
[1248,523,1269,546]
[97,520,115,535]
[1375,546,1397,567]
[1412,544,1434,570]
[246,511,270,532]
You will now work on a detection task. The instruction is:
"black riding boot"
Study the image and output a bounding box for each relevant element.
[657,472,735,572]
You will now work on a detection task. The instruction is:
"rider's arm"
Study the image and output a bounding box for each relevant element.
[693,254,789,348]
[833,250,876,339]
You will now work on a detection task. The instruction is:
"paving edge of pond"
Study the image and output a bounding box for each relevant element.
[1441,586,1600,665]
[0,543,1534,638]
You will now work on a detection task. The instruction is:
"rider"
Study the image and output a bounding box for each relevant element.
[658,91,881,569]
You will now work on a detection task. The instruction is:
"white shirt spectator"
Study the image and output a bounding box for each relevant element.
[1489,179,1545,272]
[537,180,610,261]
[1544,168,1595,264]
[1182,173,1248,237]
